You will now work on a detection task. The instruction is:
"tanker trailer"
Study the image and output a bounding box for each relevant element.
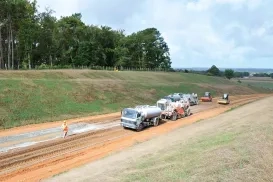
[167,94,182,102]
[121,105,161,132]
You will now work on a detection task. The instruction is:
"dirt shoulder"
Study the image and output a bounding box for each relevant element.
[45,96,273,182]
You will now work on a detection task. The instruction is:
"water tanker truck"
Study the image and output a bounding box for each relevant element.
[121,105,162,131]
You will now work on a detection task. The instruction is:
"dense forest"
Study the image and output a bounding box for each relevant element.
[0,0,171,70]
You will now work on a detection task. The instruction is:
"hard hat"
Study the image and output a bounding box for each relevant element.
[63,120,66,123]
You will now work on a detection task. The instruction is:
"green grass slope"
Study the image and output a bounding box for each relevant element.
[0,70,270,129]
[233,77,273,90]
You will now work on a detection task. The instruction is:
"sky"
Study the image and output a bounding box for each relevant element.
[35,0,273,68]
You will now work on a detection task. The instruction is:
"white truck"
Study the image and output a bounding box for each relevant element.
[156,98,191,121]
[183,93,199,106]
[175,93,199,106]
[192,93,199,105]
[120,105,162,131]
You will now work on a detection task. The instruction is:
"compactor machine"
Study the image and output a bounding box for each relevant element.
[217,93,230,104]
[201,92,212,102]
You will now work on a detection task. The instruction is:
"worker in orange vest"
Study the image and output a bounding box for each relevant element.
[62,120,68,138]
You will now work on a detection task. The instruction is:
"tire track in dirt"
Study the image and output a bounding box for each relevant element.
[0,94,270,182]
[0,118,121,150]
[0,105,213,178]
[0,126,127,174]
[0,114,122,138]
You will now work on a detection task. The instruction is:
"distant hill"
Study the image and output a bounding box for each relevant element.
[177,67,273,73]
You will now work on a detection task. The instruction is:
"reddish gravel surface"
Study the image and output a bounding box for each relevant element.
[0,94,270,182]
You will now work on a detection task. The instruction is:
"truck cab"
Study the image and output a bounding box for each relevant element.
[157,98,172,111]
[121,108,142,130]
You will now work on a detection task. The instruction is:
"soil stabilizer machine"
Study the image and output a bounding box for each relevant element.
[217,93,230,105]
[201,92,212,102]
[120,105,161,132]
[156,97,191,121]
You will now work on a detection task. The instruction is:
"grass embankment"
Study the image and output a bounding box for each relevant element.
[235,77,273,90]
[0,70,270,128]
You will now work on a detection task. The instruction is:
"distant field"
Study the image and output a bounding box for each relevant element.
[0,70,271,129]
[234,77,273,89]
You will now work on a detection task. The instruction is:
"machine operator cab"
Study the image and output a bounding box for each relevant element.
[204,92,211,97]
[217,93,230,104]
[222,93,229,100]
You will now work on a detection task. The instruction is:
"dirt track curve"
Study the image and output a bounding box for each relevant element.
[0,94,270,182]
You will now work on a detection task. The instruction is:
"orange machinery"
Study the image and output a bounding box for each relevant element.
[201,92,212,102]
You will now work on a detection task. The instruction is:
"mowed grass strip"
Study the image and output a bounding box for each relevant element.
[0,70,270,129]
[232,77,273,90]
[120,122,273,182]
[243,81,273,89]
[121,132,238,182]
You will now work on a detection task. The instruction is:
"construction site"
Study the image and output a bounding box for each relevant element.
[0,86,271,181]
[2,0,273,180]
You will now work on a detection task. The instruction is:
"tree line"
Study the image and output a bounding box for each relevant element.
[252,73,273,78]
[177,65,273,79]
[0,0,171,70]
[176,65,249,80]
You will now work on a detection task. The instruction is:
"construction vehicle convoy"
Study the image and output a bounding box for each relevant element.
[120,91,226,131]
[120,92,195,131]
[121,105,161,131]
[201,92,212,102]
[217,93,230,104]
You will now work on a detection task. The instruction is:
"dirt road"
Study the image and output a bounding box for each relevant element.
[44,95,273,182]
[0,94,270,182]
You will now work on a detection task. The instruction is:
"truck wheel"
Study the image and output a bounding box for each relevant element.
[171,112,177,121]
[153,118,159,126]
[136,123,144,132]
[188,109,191,116]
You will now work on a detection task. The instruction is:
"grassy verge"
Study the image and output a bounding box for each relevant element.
[244,81,273,89]
[123,132,239,182]
[0,70,271,129]
[119,116,273,182]
[234,77,273,90]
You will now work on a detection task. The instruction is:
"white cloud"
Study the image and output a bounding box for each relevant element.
[36,0,273,68]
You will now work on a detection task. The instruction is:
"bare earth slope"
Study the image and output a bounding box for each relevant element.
[45,96,273,182]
